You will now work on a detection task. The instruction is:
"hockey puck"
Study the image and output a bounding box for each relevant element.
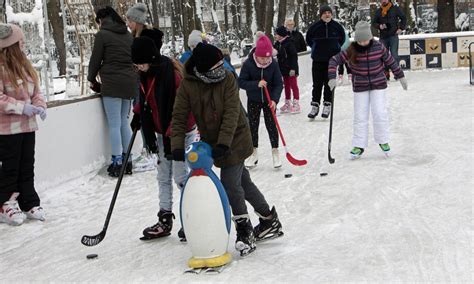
[284,174,292,178]
[320,172,328,176]
[86,254,98,259]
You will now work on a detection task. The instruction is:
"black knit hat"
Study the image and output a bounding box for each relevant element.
[319,4,333,17]
[131,36,158,64]
[275,26,289,37]
[192,43,224,73]
[141,28,164,52]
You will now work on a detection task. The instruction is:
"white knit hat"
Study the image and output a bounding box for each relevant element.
[188,30,203,50]
[0,24,24,49]
[354,21,373,42]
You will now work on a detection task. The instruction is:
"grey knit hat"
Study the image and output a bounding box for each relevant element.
[126,3,147,25]
[354,21,373,42]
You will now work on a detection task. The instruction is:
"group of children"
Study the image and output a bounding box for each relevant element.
[0,3,407,259]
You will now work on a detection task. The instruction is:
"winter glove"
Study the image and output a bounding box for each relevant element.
[90,81,101,93]
[22,104,39,117]
[212,144,230,160]
[328,79,337,91]
[399,77,408,90]
[37,107,47,121]
[171,149,185,162]
[130,113,141,130]
[289,70,296,77]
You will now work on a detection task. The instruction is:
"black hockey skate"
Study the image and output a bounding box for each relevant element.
[234,216,256,256]
[254,206,284,242]
[140,210,175,241]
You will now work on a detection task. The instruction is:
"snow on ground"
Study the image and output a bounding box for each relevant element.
[1,54,472,282]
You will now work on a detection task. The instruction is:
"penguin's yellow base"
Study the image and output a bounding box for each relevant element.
[188,253,232,268]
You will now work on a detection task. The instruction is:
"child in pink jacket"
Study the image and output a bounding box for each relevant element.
[0,24,47,226]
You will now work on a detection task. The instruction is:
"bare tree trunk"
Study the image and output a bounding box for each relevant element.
[190,0,202,31]
[437,0,455,32]
[1,0,6,22]
[230,0,238,30]
[264,0,274,38]
[244,0,252,37]
[224,0,229,33]
[277,0,287,27]
[255,0,265,32]
[294,0,301,29]
[150,0,160,28]
[47,0,66,75]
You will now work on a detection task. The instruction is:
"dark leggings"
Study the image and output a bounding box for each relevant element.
[247,100,279,149]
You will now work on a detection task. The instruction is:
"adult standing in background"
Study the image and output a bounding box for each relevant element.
[285,19,307,53]
[371,0,406,80]
[88,7,138,177]
[305,4,345,120]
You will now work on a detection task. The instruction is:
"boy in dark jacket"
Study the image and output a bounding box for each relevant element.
[171,43,283,256]
[372,0,406,80]
[273,26,300,114]
[305,4,345,119]
[238,35,284,169]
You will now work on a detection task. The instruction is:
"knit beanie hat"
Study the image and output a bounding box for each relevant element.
[354,21,373,42]
[188,30,203,50]
[141,28,164,52]
[126,3,147,25]
[275,26,289,37]
[255,35,273,57]
[131,36,158,64]
[319,4,333,17]
[0,24,24,49]
[192,43,224,73]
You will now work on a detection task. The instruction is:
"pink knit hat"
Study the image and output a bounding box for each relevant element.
[255,35,273,57]
[0,24,24,49]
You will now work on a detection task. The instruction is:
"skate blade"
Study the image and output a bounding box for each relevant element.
[350,154,361,160]
[139,233,171,241]
[256,231,284,242]
[235,241,256,257]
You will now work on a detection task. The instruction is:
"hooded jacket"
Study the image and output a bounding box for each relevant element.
[171,60,253,168]
[87,17,138,99]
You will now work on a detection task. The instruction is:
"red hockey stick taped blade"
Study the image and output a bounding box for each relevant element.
[286,153,307,166]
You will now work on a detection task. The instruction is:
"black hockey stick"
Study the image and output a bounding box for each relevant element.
[328,88,335,164]
[81,128,138,246]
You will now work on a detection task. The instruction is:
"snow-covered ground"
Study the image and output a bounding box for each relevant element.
[1,54,472,282]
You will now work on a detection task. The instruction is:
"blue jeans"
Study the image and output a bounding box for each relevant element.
[102,97,132,157]
[157,129,198,212]
[380,35,399,64]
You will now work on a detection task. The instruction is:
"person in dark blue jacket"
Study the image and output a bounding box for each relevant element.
[305,4,345,119]
[238,35,283,169]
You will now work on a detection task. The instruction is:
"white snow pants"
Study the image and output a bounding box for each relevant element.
[352,89,390,148]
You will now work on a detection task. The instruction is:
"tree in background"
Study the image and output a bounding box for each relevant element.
[437,0,455,32]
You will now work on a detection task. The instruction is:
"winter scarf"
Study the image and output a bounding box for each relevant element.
[381,2,393,17]
[253,53,272,69]
[193,64,226,84]
[140,56,176,155]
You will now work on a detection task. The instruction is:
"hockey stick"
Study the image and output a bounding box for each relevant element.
[81,128,138,246]
[328,88,335,164]
[263,86,307,166]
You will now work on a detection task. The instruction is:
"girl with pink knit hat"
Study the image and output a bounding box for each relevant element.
[238,34,283,169]
[0,23,47,226]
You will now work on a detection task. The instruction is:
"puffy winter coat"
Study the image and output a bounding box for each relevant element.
[274,37,299,76]
[288,30,307,53]
[306,19,345,62]
[87,17,138,99]
[328,40,404,93]
[171,61,253,168]
[0,66,46,135]
[372,3,407,39]
[237,50,283,104]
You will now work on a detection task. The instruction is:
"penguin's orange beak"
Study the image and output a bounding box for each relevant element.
[188,152,198,163]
